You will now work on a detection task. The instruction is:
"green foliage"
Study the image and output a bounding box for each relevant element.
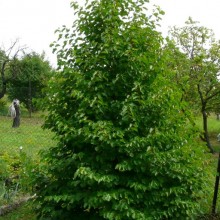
[7,52,53,113]
[33,0,207,219]
[0,41,25,99]
[168,17,220,111]
[0,201,37,220]
[0,115,55,218]
[168,18,220,152]
[0,149,34,205]
[0,96,7,112]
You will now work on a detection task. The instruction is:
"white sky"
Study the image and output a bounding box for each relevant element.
[0,0,74,67]
[153,0,220,37]
[1,0,220,68]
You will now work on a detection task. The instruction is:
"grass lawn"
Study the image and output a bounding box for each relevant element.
[0,115,56,156]
[0,114,56,219]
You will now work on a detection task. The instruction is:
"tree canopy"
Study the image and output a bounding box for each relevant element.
[168,17,220,152]
[0,41,24,99]
[33,1,206,219]
[7,52,53,115]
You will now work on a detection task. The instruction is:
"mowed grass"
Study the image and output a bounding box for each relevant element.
[0,115,56,156]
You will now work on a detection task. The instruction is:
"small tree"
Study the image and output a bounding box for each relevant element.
[33,1,206,219]
[7,52,53,116]
[0,40,25,99]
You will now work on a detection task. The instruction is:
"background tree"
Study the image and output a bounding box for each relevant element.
[163,39,191,102]
[168,17,220,153]
[7,52,53,117]
[33,1,206,219]
[0,40,24,99]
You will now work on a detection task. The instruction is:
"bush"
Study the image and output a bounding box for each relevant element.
[0,149,35,206]
[0,96,8,115]
[33,0,207,219]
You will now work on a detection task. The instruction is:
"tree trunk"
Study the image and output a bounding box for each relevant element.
[197,84,214,153]
[202,110,214,153]
[0,61,8,99]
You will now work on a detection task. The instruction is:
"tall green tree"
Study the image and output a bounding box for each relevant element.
[169,17,220,153]
[7,52,53,116]
[33,1,206,219]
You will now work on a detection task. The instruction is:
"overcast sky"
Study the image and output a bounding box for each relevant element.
[1,0,220,68]
[153,0,220,37]
[0,0,74,67]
